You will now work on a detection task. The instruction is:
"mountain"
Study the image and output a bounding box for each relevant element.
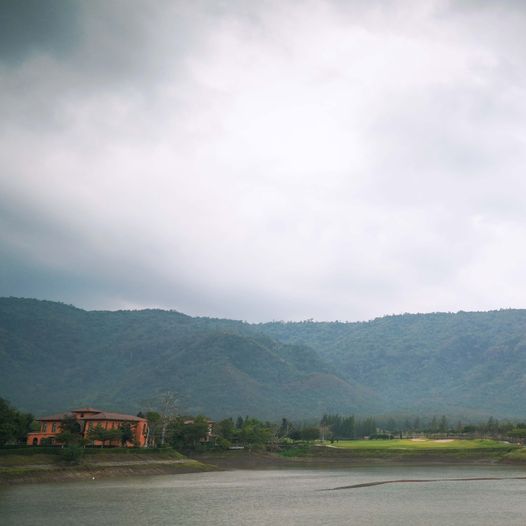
[0,298,375,419]
[257,311,526,418]
[1,298,525,420]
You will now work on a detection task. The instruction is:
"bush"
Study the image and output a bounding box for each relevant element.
[215,437,231,450]
[61,446,84,464]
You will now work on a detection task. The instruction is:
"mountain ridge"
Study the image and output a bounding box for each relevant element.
[1,297,525,420]
[0,297,376,419]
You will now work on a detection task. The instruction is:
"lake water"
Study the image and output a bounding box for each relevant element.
[2,465,526,525]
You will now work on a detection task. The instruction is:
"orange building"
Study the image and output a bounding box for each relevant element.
[26,407,149,447]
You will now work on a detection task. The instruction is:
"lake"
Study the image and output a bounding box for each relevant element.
[2,465,526,525]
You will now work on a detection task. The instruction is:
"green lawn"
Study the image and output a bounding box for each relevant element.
[327,439,516,450]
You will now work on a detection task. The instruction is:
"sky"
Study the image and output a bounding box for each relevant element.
[1,0,526,322]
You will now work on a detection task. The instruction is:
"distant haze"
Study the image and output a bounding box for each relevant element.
[1,1,526,322]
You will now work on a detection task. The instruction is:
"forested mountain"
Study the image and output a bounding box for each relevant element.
[258,311,526,418]
[0,298,375,419]
[1,298,525,420]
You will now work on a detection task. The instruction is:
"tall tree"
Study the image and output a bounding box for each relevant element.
[145,411,162,447]
[0,398,33,446]
[55,414,83,446]
[120,422,135,446]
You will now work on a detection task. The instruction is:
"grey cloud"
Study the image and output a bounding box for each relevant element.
[1,0,526,321]
[0,0,80,65]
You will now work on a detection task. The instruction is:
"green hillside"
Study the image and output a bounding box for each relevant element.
[258,311,526,417]
[1,298,526,420]
[0,298,375,419]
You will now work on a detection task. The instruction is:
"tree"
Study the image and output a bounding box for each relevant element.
[300,427,319,441]
[0,420,16,447]
[266,422,283,450]
[169,416,209,450]
[145,411,162,447]
[387,418,398,434]
[278,418,294,439]
[87,424,121,447]
[413,417,421,432]
[341,416,355,438]
[55,414,83,446]
[289,429,301,441]
[217,418,235,441]
[403,419,411,433]
[0,398,33,446]
[507,428,526,440]
[120,422,135,447]
[439,415,448,434]
[61,415,82,435]
[142,392,180,446]
[359,417,377,437]
[430,416,438,433]
[88,424,107,446]
[238,418,272,446]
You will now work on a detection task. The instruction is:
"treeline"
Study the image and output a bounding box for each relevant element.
[3,393,526,450]
[214,416,320,447]
[144,413,213,449]
[322,413,526,440]
[320,414,378,439]
[145,413,320,450]
[373,415,526,438]
[149,413,394,450]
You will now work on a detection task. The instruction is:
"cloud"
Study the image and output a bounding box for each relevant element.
[1,0,526,321]
[0,0,80,66]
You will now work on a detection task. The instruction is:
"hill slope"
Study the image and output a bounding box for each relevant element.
[258,311,526,418]
[0,298,375,419]
[2,298,526,419]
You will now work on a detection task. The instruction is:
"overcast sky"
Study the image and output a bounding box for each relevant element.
[1,0,526,322]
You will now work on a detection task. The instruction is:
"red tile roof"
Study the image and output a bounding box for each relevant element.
[38,412,74,421]
[82,412,146,422]
[37,410,146,422]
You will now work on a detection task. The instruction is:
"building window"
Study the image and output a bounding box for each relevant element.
[41,423,47,433]
[52,423,57,433]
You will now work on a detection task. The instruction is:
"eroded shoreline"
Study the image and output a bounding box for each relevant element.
[2,446,526,486]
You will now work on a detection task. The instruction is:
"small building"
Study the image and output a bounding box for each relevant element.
[26,407,149,447]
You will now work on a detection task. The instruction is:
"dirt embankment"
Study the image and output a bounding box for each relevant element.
[0,451,216,485]
[2,446,526,485]
[195,445,526,470]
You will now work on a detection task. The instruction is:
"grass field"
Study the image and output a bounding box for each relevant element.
[326,439,516,450]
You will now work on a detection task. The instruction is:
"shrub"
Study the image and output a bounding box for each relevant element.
[61,446,84,464]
